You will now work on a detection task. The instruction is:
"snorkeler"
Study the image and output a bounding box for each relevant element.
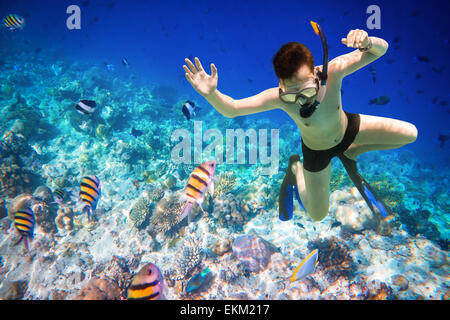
[183,22,417,223]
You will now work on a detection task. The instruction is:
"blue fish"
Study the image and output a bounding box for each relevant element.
[131,127,144,138]
[185,268,210,293]
[290,249,319,283]
[122,57,130,67]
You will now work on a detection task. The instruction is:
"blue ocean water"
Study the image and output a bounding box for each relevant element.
[0,0,448,300]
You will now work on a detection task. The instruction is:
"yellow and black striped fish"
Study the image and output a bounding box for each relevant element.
[127,263,164,300]
[3,14,25,31]
[79,175,101,222]
[14,207,35,251]
[179,160,216,223]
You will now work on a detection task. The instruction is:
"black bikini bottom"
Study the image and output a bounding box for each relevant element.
[301,111,361,172]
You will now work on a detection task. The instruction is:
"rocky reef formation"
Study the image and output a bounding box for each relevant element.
[232,234,276,273]
[212,194,254,229]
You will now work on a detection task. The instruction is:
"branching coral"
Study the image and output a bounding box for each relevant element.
[129,193,152,229]
[213,171,237,198]
[167,235,203,280]
[149,192,183,234]
[307,236,356,283]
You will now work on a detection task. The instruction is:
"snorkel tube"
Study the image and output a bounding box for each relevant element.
[299,21,329,118]
[310,20,328,85]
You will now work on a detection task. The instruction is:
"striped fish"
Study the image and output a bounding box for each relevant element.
[13,207,35,251]
[179,160,216,224]
[53,189,65,204]
[3,14,25,31]
[75,100,97,115]
[79,175,101,222]
[127,263,164,300]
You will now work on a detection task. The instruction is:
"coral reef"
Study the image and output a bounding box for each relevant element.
[397,207,442,243]
[55,205,74,232]
[0,198,7,219]
[0,157,35,198]
[232,235,276,273]
[0,280,28,300]
[129,192,153,229]
[74,277,121,300]
[212,194,253,228]
[91,255,134,298]
[307,236,356,283]
[211,238,233,256]
[168,235,203,280]
[149,191,183,234]
[213,171,237,198]
[391,274,409,292]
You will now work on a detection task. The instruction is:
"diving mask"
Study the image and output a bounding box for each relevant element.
[278,21,329,118]
[279,76,319,105]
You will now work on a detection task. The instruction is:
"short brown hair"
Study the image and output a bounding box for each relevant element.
[272,42,315,80]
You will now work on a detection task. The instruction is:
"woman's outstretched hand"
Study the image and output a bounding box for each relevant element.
[183,57,218,97]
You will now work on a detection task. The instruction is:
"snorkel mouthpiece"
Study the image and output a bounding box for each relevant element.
[310,21,328,85]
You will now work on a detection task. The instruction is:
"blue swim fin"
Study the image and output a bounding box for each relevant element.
[279,155,306,221]
[338,154,392,219]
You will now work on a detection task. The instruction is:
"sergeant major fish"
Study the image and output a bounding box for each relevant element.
[13,207,35,251]
[179,160,216,224]
[79,175,101,222]
[127,263,165,300]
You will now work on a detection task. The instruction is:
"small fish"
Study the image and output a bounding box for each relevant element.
[3,14,25,31]
[133,179,140,189]
[179,160,216,224]
[368,65,376,83]
[290,249,319,283]
[122,58,130,67]
[432,65,445,73]
[414,56,430,63]
[182,100,201,121]
[369,96,390,105]
[385,59,395,64]
[53,189,65,204]
[104,63,114,71]
[437,134,450,148]
[330,221,342,229]
[432,96,439,104]
[440,100,448,107]
[186,268,211,293]
[79,175,101,222]
[131,127,144,137]
[75,100,97,115]
[416,89,424,94]
[13,207,35,251]
[295,222,305,229]
[415,73,422,79]
[127,263,165,300]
